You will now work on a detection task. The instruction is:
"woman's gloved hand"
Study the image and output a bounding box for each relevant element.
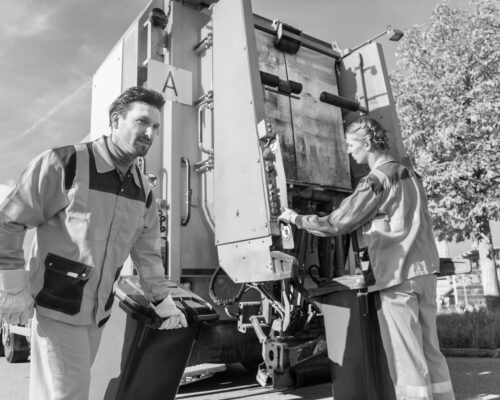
[152,295,188,330]
[278,208,299,225]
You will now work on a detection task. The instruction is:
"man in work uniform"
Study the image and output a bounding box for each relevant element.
[0,86,187,400]
[279,116,455,400]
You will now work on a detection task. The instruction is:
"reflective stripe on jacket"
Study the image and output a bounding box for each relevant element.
[0,136,170,325]
[296,157,439,291]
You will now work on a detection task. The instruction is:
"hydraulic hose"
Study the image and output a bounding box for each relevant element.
[209,266,247,306]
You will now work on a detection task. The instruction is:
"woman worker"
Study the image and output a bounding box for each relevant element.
[278,116,455,400]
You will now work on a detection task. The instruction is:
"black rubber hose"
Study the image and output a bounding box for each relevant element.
[209,266,247,306]
[308,264,327,285]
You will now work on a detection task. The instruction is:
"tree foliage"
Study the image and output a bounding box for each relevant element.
[391,0,500,243]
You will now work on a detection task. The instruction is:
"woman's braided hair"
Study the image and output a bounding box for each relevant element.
[345,116,390,151]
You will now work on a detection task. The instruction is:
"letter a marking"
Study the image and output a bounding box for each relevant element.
[162,70,178,97]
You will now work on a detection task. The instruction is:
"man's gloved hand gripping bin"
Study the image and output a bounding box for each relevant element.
[94,276,219,400]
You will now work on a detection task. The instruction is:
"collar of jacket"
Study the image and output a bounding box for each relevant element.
[371,154,395,171]
[93,135,142,188]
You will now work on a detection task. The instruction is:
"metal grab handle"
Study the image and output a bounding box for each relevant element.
[181,157,192,226]
[198,104,214,155]
[196,91,214,155]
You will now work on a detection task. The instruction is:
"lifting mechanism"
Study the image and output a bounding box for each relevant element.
[207,0,405,387]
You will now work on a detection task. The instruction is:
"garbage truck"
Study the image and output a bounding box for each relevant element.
[84,0,411,390]
[2,0,472,396]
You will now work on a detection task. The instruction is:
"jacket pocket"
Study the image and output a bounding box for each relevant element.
[36,253,94,315]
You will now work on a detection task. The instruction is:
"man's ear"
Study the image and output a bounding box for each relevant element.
[111,112,121,129]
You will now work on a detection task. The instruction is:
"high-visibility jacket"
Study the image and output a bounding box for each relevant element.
[296,156,439,291]
[0,136,170,326]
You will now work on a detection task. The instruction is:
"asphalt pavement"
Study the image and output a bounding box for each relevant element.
[1,356,499,399]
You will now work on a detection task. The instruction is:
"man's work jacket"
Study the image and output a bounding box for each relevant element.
[296,156,440,292]
[0,136,170,326]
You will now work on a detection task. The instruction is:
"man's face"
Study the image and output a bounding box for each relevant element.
[346,137,370,165]
[111,101,161,158]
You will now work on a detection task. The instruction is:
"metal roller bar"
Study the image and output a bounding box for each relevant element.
[286,179,354,194]
[319,91,368,113]
[260,70,281,87]
[260,71,302,101]
[253,14,341,59]
[264,87,300,100]
[273,20,302,54]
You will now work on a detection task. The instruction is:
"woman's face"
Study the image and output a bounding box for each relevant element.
[346,136,370,165]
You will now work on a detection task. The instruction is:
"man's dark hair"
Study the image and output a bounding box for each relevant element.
[108,86,166,126]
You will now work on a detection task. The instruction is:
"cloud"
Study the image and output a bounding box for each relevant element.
[0,0,150,185]
[0,1,59,39]
[7,80,91,144]
[76,44,96,64]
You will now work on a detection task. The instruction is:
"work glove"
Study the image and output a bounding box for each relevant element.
[278,208,299,225]
[0,270,34,325]
[152,294,188,330]
[0,289,34,325]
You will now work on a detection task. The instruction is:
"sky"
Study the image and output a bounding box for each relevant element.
[0,0,470,191]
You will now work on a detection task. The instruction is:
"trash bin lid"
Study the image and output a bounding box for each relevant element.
[307,274,367,298]
[115,276,219,327]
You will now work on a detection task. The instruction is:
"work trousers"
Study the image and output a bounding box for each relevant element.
[29,312,103,400]
[377,274,455,400]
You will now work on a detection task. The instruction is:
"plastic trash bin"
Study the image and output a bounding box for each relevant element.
[90,275,219,400]
[308,275,395,400]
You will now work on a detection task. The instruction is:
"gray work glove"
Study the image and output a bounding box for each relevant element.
[0,290,34,325]
[0,270,34,325]
[278,208,299,225]
[153,295,188,330]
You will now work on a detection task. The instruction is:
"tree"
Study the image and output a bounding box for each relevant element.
[391,0,500,309]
